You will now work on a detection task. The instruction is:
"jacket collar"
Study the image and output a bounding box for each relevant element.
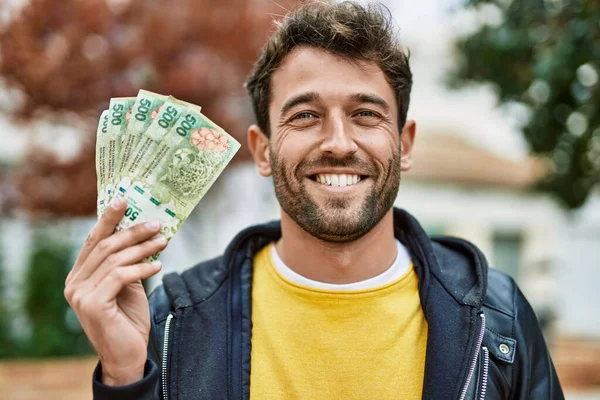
[222,207,488,310]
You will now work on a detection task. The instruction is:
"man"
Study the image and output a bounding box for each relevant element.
[64,2,564,399]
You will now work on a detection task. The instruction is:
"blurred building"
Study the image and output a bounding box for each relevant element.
[400,132,600,340]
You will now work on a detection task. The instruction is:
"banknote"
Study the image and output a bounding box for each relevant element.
[113,184,180,261]
[121,96,190,185]
[115,107,240,258]
[136,107,240,220]
[95,110,109,217]
[117,90,166,178]
[99,97,136,215]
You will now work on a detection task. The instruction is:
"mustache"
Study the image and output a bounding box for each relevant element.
[298,155,378,176]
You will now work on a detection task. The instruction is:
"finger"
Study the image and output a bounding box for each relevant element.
[72,222,164,284]
[92,261,163,301]
[85,236,168,289]
[71,197,128,273]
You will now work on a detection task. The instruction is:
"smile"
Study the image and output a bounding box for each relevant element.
[311,173,364,187]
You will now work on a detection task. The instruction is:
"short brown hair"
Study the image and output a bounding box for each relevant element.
[245,1,412,137]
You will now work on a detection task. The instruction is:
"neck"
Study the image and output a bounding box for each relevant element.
[275,209,397,284]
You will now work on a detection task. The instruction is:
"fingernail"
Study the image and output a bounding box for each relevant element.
[153,236,167,244]
[145,221,160,230]
[151,260,162,268]
[111,197,125,209]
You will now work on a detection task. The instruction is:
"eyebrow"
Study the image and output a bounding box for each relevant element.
[350,93,390,112]
[279,91,391,117]
[280,91,321,117]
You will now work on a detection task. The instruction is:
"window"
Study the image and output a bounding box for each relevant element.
[492,232,523,281]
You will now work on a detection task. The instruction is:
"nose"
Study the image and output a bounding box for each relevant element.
[319,115,358,158]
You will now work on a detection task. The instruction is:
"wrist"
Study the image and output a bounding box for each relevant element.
[101,360,146,387]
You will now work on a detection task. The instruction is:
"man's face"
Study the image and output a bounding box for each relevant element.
[265,47,404,243]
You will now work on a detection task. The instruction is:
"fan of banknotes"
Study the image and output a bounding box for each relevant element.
[95,90,241,260]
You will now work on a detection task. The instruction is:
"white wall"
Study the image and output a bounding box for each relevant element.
[398,180,600,339]
[554,194,600,338]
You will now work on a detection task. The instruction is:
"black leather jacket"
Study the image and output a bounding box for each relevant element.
[93,208,564,399]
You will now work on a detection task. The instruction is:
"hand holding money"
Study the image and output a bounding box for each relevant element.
[64,198,167,386]
[66,90,240,386]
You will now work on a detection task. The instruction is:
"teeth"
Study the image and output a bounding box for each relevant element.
[315,174,362,187]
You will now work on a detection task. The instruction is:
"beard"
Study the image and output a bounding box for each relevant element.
[270,146,401,243]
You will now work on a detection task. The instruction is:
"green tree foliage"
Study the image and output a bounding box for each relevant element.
[0,245,14,358]
[449,0,600,208]
[19,229,92,358]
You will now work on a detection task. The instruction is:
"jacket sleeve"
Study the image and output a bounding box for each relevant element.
[92,358,161,399]
[91,286,170,399]
[511,284,565,400]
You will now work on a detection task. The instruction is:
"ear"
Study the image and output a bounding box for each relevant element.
[248,124,272,177]
[400,119,416,172]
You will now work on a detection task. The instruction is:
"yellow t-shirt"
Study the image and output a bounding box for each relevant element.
[249,243,428,400]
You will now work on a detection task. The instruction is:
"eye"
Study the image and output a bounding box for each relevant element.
[355,110,378,118]
[287,111,320,128]
[293,112,317,120]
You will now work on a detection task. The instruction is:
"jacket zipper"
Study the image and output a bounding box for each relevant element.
[479,346,489,400]
[162,313,174,400]
[459,312,486,400]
